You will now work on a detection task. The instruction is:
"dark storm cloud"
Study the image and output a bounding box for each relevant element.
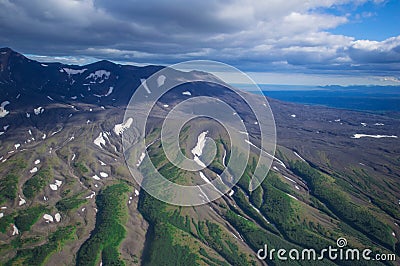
[0,0,399,79]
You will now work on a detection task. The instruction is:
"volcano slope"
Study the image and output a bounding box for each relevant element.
[0,47,399,265]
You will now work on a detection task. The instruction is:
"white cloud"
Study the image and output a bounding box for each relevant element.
[349,36,400,63]
[0,0,398,83]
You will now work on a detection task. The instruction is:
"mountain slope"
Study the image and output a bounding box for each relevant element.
[0,48,399,265]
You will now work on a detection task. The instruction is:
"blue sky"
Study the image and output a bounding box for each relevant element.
[0,0,399,86]
[328,1,400,41]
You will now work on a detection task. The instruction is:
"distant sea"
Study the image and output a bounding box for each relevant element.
[245,85,400,113]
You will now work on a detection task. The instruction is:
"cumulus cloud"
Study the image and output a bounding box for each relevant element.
[0,0,398,79]
[349,36,400,63]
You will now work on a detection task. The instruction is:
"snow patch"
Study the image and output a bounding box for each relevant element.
[33,106,44,115]
[360,122,367,127]
[86,191,96,199]
[182,91,192,96]
[99,172,108,178]
[0,101,10,118]
[51,127,63,136]
[140,78,151,94]
[49,180,62,191]
[14,143,20,149]
[294,151,306,162]
[55,213,61,222]
[283,176,296,183]
[157,75,166,87]
[134,189,140,197]
[12,224,19,235]
[104,86,113,96]
[94,132,107,148]
[352,134,397,139]
[286,193,298,201]
[30,167,38,173]
[43,214,54,223]
[86,70,110,81]
[113,118,133,135]
[136,152,145,167]
[228,190,234,197]
[199,172,211,184]
[18,195,26,206]
[92,174,100,180]
[290,114,296,118]
[192,131,208,168]
[374,123,384,126]
[63,68,87,75]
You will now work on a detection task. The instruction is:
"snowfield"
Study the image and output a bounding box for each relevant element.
[352,134,398,139]
[94,132,107,148]
[0,101,10,118]
[86,70,110,81]
[114,118,133,135]
[191,131,208,168]
[140,78,151,94]
[62,68,87,75]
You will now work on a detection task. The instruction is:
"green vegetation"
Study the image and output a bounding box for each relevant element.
[22,168,52,199]
[232,188,279,234]
[56,195,87,212]
[201,221,251,266]
[143,223,199,266]
[207,139,226,174]
[0,157,28,204]
[249,185,262,208]
[228,148,256,192]
[139,189,253,265]
[76,183,129,266]
[14,205,47,232]
[0,174,19,204]
[6,226,76,266]
[0,214,14,233]
[290,161,395,250]
[138,192,199,265]
[226,210,300,265]
[73,161,89,174]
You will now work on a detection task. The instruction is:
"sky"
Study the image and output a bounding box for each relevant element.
[0,0,399,86]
